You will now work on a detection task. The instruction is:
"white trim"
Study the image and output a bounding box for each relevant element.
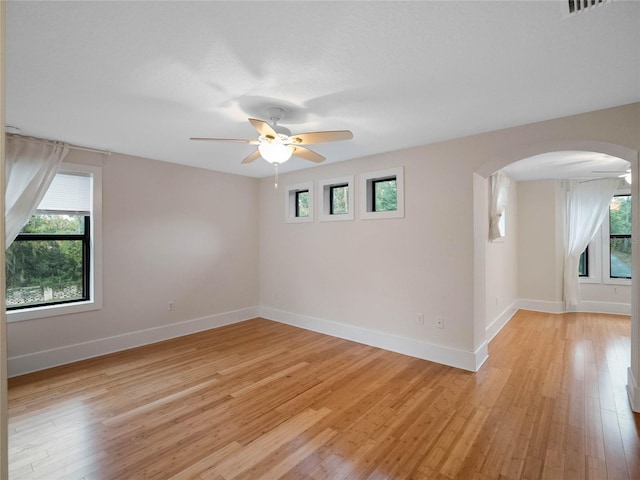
[517,298,565,314]
[516,298,630,315]
[318,175,354,222]
[567,300,631,315]
[474,342,489,371]
[259,306,481,372]
[8,307,258,377]
[627,367,640,413]
[486,301,519,342]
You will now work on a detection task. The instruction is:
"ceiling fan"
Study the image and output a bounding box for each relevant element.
[190,107,353,166]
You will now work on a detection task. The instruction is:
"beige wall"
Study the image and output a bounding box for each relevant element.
[6,102,639,375]
[517,180,562,303]
[517,178,632,309]
[485,178,519,327]
[259,103,640,365]
[7,151,260,365]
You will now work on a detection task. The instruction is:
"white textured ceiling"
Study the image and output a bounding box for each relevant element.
[5,1,640,178]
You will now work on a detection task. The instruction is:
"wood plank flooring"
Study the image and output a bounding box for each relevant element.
[7,310,640,479]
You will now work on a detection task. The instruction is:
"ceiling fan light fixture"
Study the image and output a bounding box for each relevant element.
[258,142,293,164]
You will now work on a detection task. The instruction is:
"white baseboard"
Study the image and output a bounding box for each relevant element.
[259,306,482,372]
[8,307,258,377]
[517,298,564,314]
[568,300,631,315]
[516,298,630,316]
[627,367,640,413]
[486,301,519,342]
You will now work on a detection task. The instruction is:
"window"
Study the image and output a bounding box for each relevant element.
[285,182,314,223]
[579,247,588,277]
[372,177,397,212]
[609,194,632,279]
[7,163,103,322]
[360,167,405,220]
[295,190,310,218]
[318,175,354,222]
[578,191,631,285]
[330,184,348,214]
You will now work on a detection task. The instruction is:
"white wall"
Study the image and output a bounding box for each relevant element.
[7,151,260,375]
[485,178,518,339]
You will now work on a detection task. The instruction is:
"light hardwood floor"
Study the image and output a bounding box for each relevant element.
[8,311,640,479]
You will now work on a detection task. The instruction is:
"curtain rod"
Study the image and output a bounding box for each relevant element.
[6,133,111,156]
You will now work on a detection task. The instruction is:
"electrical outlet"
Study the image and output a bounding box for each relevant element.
[416,313,424,325]
[435,316,445,329]
[168,301,175,311]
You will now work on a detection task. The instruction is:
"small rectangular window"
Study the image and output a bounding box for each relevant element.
[295,190,310,217]
[285,182,313,223]
[360,167,404,220]
[318,176,354,222]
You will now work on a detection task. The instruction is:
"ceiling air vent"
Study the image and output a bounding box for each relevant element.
[567,0,611,15]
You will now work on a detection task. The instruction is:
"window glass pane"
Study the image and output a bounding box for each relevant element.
[579,249,588,276]
[373,178,397,212]
[610,237,632,279]
[609,194,632,279]
[296,191,309,217]
[20,214,85,235]
[6,239,85,308]
[330,185,348,215]
[610,195,631,235]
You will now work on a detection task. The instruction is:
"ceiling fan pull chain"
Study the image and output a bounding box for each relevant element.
[274,163,279,189]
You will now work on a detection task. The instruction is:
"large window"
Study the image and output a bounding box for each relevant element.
[7,164,102,321]
[579,192,631,284]
[609,194,632,279]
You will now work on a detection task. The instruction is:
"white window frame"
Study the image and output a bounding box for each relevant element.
[285,182,314,223]
[360,167,405,220]
[318,175,354,222]
[7,162,103,322]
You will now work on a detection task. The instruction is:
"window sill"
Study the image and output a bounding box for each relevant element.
[7,299,101,323]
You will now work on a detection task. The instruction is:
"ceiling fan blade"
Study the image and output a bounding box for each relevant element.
[190,137,259,145]
[292,146,325,163]
[592,170,630,173]
[290,130,353,145]
[241,149,261,164]
[248,118,278,140]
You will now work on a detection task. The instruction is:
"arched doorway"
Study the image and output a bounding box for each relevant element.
[474,140,640,412]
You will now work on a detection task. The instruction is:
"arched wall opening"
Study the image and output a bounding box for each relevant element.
[473,140,640,412]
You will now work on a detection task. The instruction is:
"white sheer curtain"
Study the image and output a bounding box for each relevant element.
[563,177,621,308]
[489,171,510,241]
[5,136,69,247]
